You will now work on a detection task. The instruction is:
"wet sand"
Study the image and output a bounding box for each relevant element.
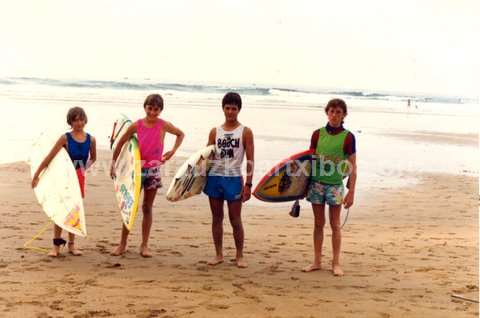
[0,149,478,318]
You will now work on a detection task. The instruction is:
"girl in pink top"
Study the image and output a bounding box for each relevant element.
[137,118,164,169]
[110,94,184,257]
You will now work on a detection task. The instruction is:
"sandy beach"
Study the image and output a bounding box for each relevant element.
[0,145,478,318]
[1,1,478,316]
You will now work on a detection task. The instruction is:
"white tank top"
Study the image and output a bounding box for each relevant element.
[209,125,245,177]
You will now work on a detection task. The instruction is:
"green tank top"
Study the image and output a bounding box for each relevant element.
[312,127,349,185]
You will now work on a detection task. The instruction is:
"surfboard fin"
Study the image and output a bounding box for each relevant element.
[289,200,301,218]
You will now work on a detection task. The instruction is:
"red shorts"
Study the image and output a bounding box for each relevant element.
[76,169,86,198]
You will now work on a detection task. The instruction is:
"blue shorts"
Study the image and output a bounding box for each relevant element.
[306,181,344,206]
[203,176,243,201]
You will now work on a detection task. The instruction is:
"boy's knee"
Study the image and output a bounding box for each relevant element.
[314,221,325,229]
[212,215,224,225]
[229,217,242,229]
[330,222,341,232]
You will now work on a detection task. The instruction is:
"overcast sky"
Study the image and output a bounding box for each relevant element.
[0,0,478,96]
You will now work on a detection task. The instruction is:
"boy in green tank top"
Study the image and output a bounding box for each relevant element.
[303,99,357,276]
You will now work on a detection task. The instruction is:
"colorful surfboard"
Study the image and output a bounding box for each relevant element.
[110,115,142,231]
[253,149,313,202]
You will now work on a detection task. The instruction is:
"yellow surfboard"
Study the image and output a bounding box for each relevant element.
[254,150,313,202]
[110,115,142,231]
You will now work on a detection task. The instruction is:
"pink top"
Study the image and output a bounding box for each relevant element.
[137,119,164,168]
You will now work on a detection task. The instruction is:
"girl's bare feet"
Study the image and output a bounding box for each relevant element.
[302,263,322,272]
[48,246,61,257]
[68,242,83,256]
[236,257,248,268]
[49,238,66,257]
[332,264,344,276]
[207,256,224,266]
[111,245,127,256]
[139,245,152,258]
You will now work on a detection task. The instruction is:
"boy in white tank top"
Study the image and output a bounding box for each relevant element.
[203,92,254,268]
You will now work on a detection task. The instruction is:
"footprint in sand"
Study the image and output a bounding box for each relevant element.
[206,304,230,311]
[135,279,156,284]
[82,310,113,317]
[232,282,245,291]
[196,265,210,272]
[48,300,63,311]
[233,291,262,303]
[40,258,53,263]
[202,284,216,291]
[372,297,388,302]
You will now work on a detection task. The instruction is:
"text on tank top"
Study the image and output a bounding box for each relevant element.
[209,125,245,176]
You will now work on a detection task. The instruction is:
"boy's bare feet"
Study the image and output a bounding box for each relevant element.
[236,257,248,268]
[332,264,344,276]
[302,263,322,272]
[207,256,224,266]
[68,242,83,256]
[139,245,152,258]
[111,245,127,256]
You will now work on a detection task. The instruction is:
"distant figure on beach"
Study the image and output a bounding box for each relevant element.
[31,107,97,257]
[203,92,254,268]
[110,94,184,257]
[303,98,357,276]
[407,99,411,108]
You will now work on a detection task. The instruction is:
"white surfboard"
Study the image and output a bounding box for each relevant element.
[110,115,142,231]
[29,132,87,236]
[166,145,215,202]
